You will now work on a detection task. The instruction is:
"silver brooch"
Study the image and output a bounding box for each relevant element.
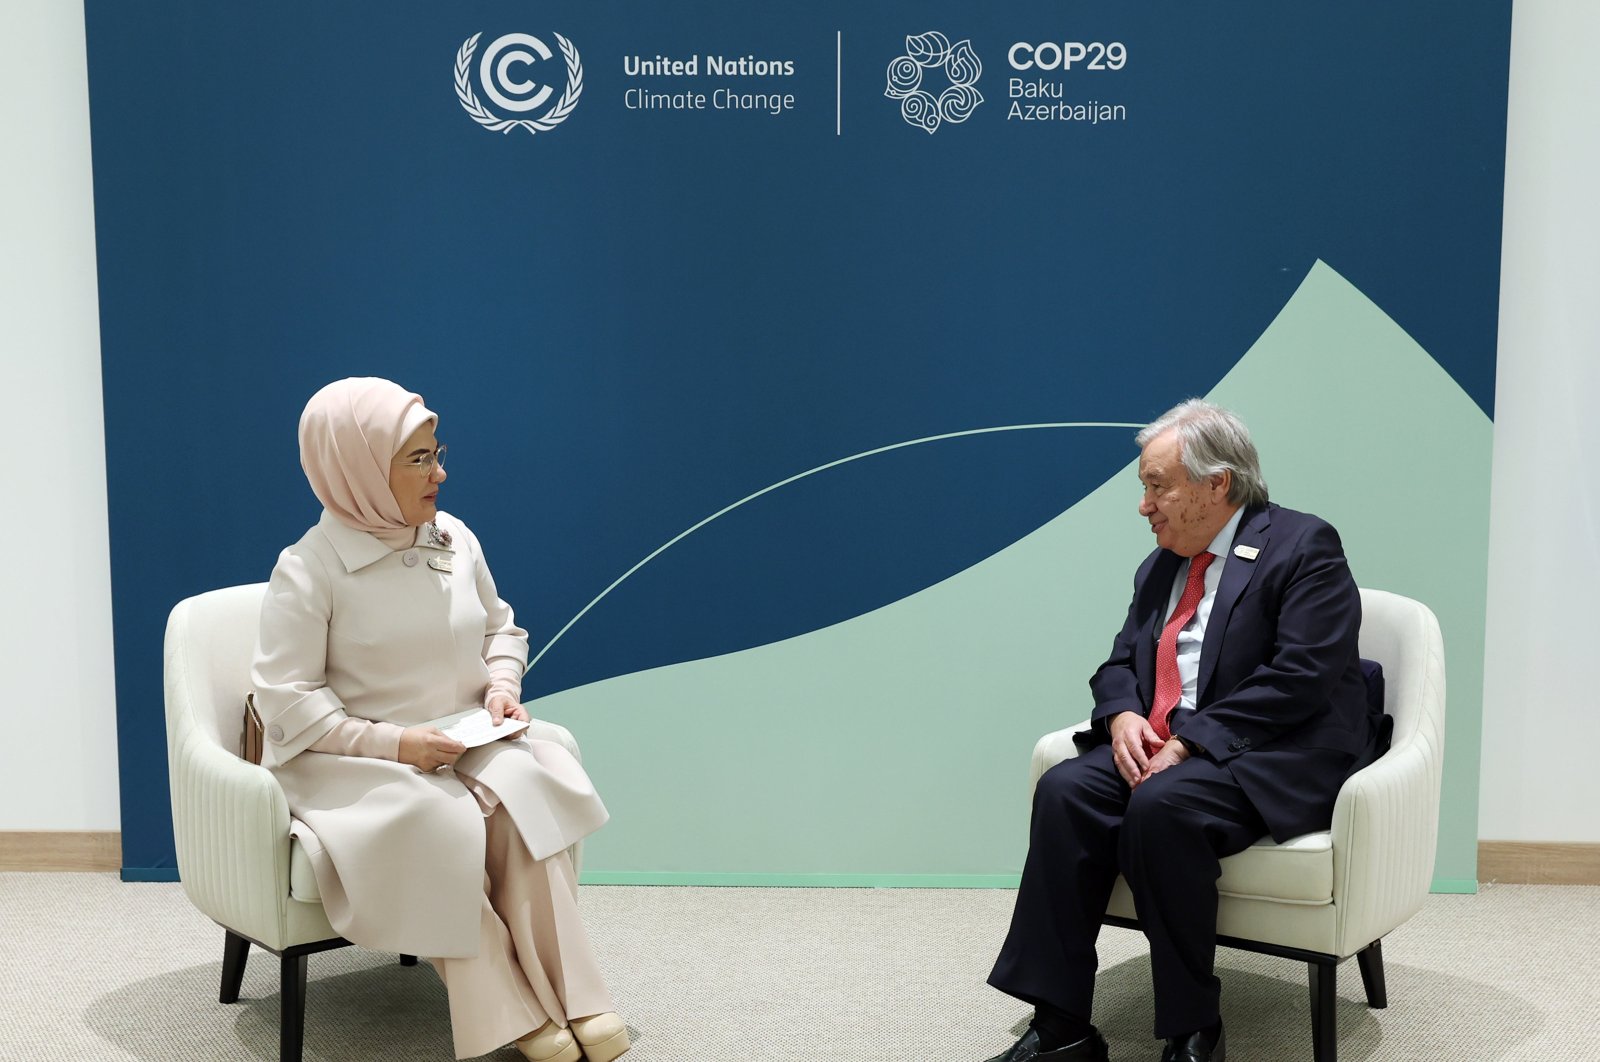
[428,523,453,549]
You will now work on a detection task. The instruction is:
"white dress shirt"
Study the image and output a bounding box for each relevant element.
[1159,506,1245,724]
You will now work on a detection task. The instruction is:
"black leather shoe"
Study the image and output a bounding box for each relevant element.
[1158,1021,1224,1062]
[983,1026,1111,1062]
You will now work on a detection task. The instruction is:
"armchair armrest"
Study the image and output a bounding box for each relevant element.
[1030,719,1093,790]
[1328,738,1441,956]
[168,721,298,949]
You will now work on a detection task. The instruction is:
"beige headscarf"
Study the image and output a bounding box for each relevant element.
[299,377,436,536]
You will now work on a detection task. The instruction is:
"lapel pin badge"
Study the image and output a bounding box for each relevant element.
[1233,544,1260,561]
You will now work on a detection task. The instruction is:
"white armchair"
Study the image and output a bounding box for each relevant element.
[1029,589,1445,1062]
[163,582,586,1062]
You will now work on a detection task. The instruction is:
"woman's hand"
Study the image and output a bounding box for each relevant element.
[398,726,467,772]
[486,691,530,726]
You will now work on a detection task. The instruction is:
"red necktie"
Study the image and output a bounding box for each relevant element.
[1150,551,1215,741]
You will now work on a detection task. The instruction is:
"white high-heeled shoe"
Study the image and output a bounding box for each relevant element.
[570,1012,630,1062]
[515,1021,581,1062]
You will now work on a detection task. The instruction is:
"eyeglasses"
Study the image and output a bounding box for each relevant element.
[399,445,447,474]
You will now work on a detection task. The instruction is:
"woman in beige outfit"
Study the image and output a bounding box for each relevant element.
[252,377,629,1062]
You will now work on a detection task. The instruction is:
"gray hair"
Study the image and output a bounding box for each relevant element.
[1135,399,1269,507]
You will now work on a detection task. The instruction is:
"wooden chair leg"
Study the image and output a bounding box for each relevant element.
[1308,959,1338,1062]
[219,931,250,1004]
[280,952,308,1062]
[1356,940,1388,1008]
[399,954,418,966]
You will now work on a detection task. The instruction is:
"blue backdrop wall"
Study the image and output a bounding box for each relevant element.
[85,1,1510,885]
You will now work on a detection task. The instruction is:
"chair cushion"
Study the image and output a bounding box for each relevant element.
[1215,830,1333,905]
[289,826,321,903]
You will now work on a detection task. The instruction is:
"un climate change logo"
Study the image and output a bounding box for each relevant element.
[455,32,583,136]
[884,31,983,133]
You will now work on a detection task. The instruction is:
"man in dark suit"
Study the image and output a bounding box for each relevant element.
[983,400,1372,1062]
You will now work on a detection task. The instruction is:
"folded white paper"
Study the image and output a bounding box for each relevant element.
[427,707,530,748]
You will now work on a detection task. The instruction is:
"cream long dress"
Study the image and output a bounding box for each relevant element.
[252,509,613,1056]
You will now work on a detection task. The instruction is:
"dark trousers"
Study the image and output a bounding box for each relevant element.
[988,744,1267,1039]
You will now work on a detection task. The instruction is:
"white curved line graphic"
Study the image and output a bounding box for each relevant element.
[527,421,1144,672]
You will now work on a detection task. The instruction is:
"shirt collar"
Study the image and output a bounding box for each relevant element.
[1204,506,1245,559]
[316,511,455,572]
[316,510,402,573]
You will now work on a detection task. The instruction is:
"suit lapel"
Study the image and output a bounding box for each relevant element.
[1197,504,1271,704]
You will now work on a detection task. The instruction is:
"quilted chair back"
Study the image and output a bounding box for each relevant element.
[1356,588,1446,763]
[165,582,269,757]
[1340,587,1448,944]
[165,582,315,949]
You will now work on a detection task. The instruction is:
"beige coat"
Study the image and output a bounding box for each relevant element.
[252,510,608,958]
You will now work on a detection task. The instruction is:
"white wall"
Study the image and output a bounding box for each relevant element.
[0,0,121,829]
[1478,0,1600,843]
[0,0,1591,845]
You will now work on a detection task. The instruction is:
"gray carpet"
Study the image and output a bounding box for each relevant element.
[1,874,1596,1061]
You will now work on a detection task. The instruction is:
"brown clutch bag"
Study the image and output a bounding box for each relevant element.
[241,691,265,765]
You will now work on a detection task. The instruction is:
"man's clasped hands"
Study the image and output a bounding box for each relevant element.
[1108,710,1192,789]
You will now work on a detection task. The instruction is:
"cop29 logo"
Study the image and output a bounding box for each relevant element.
[454,32,583,136]
[884,31,983,134]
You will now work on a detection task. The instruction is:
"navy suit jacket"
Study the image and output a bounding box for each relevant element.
[1083,502,1370,841]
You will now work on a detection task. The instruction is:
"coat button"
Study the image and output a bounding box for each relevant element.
[403,550,419,567]
[267,724,284,743]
